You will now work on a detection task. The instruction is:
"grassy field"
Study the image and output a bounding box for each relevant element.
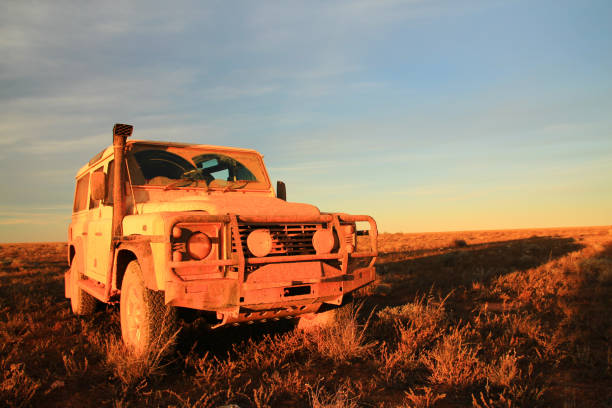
[1,226,611,407]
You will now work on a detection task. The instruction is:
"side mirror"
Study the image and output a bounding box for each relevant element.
[276,180,286,201]
[90,171,106,201]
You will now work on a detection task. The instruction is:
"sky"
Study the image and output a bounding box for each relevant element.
[1,0,611,242]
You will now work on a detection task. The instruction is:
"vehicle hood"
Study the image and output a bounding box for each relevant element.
[135,194,321,218]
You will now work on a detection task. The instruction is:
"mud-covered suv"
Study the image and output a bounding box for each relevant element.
[65,124,378,352]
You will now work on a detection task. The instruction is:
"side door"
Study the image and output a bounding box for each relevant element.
[86,163,113,283]
[70,173,89,274]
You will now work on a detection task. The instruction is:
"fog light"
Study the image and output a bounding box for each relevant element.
[312,229,335,254]
[247,229,272,257]
[187,232,212,260]
[342,224,356,253]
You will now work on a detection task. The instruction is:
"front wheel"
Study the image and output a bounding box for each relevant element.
[120,260,177,355]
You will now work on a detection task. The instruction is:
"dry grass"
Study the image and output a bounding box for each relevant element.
[305,301,377,362]
[309,383,358,408]
[421,324,485,388]
[1,226,611,407]
[402,386,446,408]
[1,362,41,408]
[102,324,179,392]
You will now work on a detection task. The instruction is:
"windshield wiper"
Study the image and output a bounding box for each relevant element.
[163,179,195,191]
[220,180,254,192]
[163,169,209,191]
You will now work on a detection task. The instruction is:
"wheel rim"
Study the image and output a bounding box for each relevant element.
[126,284,145,347]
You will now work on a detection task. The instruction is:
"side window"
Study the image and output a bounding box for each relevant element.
[106,160,114,204]
[73,174,89,212]
[89,167,104,209]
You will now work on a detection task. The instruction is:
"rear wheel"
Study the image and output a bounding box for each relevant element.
[70,252,97,316]
[120,260,177,355]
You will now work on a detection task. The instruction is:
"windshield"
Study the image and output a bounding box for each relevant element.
[126,144,270,190]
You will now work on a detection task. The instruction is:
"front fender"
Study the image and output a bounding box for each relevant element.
[117,238,158,290]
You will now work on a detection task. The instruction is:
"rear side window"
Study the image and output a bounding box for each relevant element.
[73,175,89,212]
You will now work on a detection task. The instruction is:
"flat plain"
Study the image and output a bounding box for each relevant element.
[1,226,611,407]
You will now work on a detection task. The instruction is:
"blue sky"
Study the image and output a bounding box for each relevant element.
[1,0,611,242]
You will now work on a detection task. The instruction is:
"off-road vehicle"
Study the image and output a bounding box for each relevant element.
[65,124,378,352]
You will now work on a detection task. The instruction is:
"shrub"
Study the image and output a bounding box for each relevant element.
[580,258,612,284]
[375,294,449,385]
[103,322,179,391]
[402,386,446,408]
[422,325,485,389]
[1,363,40,408]
[454,239,468,248]
[306,302,376,362]
[376,293,448,350]
[309,383,358,408]
[486,352,519,388]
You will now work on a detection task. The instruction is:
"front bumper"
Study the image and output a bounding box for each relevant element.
[161,212,378,325]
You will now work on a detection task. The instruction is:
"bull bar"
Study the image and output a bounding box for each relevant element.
[162,212,378,323]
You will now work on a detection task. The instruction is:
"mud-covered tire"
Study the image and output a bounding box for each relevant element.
[70,252,97,316]
[120,260,177,355]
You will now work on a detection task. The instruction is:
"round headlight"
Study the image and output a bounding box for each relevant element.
[186,232,212,260]
[247,229,272,257]
[312,229,335,254]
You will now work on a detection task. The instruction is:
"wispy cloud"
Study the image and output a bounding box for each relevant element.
[391,185,461,197]
[0,208,70,226]
[14,134,107,155]
[202,85,279,100]
[268,161,338,173]
[0,218,30,225]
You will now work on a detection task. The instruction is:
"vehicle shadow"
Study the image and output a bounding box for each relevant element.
[552,241,612,406]
[368,236,584,308]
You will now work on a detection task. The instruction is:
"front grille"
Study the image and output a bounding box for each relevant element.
[234,223,318,257]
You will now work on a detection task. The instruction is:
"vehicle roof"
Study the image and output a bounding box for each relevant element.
[75,140,263,178]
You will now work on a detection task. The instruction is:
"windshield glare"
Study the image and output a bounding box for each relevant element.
[127,144,270,190]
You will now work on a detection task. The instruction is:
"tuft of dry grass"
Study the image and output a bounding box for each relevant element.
[486,351,519,388]
[62,349,89,378]
[402,386,446,408]
[580,257,612,284]
[421,324,485,389]
[375,293,448,386]
[103,321,179,391]
[305,301,377,363]
[308,383,358,408]
[0,362,40,408]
